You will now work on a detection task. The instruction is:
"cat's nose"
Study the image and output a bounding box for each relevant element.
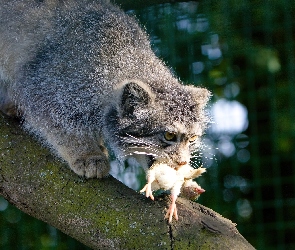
[177,161,187,166]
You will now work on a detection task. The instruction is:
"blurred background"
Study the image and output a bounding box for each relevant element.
[1,1,294,249]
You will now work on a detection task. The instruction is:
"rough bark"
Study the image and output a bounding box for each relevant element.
[0,113,254,249]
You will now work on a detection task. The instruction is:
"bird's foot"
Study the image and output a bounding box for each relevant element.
[165,195,178,223]
[140,182,154,200]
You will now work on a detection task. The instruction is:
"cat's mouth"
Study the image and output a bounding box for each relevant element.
[147,156,156,168]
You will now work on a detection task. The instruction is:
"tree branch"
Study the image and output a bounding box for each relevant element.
[0,113,254,249]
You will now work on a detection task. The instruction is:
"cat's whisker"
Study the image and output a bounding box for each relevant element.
[132,151,158,157]
[124,141,160,153]
[128,146,160,157]
[190,154,202,159]
[190,160,202,169]
[124,133,161,148]
[117,136,147,147]
[117,133,162,158]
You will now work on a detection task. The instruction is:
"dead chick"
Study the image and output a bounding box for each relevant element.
[164,165,206,222]
[140,161,206,222]
[181,179,205,200]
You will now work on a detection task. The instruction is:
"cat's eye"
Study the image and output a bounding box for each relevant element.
[164,132,177,141]
[189,135,198,142]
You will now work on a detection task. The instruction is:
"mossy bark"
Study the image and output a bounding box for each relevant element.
[0,113,254,249]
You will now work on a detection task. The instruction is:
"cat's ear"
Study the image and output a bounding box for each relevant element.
[118,80,154,117]
[186,86,211,109]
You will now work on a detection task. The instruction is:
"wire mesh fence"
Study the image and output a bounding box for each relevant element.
[135,2,295,249]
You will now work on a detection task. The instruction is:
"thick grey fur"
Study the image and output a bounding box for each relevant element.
[0,0,211,178]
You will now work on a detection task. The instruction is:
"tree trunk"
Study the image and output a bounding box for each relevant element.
[0,113,254,249]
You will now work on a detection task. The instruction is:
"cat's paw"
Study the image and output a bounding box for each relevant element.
[71,154,110,178]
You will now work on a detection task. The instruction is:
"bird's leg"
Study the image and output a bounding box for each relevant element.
[165,194,178,223]
[140,175,155,200]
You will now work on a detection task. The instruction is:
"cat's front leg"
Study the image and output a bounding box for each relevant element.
[70,151,110,178]
[49,131,110,178]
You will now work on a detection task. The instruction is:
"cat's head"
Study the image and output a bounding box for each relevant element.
[103,79,211,169]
